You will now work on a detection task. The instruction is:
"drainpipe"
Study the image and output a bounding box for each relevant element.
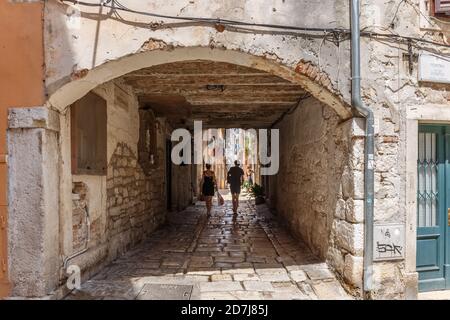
[350,0,375,297]
[63,205,91,270]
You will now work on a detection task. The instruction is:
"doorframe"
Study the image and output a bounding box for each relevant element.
[406,104,450,295]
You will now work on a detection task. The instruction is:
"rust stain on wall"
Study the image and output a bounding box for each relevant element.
[71,68,90,81]
[139,38,171,52]
[295,60,336,97]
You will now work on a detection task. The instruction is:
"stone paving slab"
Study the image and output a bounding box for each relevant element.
[199,281,244,292]
[304,267,335,282]
[136,284,193,300]
[64,195,352,300]
[259,273,291,282]
[232,273,260,281]
[289,270,308,282]
[312,281,352,300]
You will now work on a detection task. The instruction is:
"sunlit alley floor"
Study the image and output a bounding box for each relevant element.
[65,191,351,300]
[418,290,450,300]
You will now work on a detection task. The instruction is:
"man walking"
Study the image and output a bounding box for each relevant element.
[227,160,245,214]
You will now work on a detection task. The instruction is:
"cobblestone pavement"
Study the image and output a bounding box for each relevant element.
[66,191,351,300]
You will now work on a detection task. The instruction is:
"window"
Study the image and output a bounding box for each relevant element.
[138,108,158,174]
[417,132,438,227]
[433,0,450,15]
[71,92,107,175]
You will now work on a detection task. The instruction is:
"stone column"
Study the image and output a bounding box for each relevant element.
[7,107,60,297]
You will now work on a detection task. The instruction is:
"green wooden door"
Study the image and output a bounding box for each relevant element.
[417,125,450,292]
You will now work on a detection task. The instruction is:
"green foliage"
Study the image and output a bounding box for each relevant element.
[242,180,252,192]
[248,183,264,198]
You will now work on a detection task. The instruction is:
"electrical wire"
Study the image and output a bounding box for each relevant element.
[430,15,450,25]
[389,0,408,28]
[317,33,329,72]
[59,0,450,51]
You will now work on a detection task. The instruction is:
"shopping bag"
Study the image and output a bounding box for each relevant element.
[217,192,224,206]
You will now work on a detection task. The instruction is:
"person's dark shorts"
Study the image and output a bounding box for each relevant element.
[230,185,241,195]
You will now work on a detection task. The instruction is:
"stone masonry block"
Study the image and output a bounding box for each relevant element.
[327,246,345,275]
[350,138,365,171]
[346,199,364,223]
[340,117,366,140]
[343,254,363,288]
[335,199,346,220]
[334,220,364,256]
[8,107,60,132]
[341,168,364,200]
[351,118,366,138]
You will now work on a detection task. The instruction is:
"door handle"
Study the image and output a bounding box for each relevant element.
[448,208,450,226]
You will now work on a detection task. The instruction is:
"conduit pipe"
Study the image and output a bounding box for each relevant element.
[350,0,375,297]
[63,205,91,270]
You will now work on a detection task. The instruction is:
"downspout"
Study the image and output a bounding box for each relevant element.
[350,0,375,297]
[63,205,91,270]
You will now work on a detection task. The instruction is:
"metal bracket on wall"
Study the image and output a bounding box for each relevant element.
[402,40,419,76]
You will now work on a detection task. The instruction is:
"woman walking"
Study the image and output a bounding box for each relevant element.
[200,164,217,217]
[246,165,254,186]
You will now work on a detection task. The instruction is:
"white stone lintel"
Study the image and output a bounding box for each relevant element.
[8,107,60,132]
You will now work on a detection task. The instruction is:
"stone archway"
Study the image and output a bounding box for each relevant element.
[8,45,364,298]
[47,46,352,119]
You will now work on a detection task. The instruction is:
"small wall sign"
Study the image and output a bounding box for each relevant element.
[418,53,450,84]
[373,224,405,261]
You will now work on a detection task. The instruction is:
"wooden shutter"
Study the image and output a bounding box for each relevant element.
[71,92,107,175]
[435,0,450,15]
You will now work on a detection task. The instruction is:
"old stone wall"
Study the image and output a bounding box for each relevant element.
[271,97,365,295]
[72,182,89,252]
[62,81,169,284]
[274,98,346,258]
[106,142,166,259]
[328,117,366,296]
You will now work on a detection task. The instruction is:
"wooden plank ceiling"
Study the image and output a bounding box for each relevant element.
[122,60,306,128]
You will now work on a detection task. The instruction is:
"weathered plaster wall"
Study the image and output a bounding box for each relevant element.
[72,175,106,249]
[72,182,89,251]
[44,0,348,95]
[44,0,352,119]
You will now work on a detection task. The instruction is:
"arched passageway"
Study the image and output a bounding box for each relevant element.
[8,48,364,299]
